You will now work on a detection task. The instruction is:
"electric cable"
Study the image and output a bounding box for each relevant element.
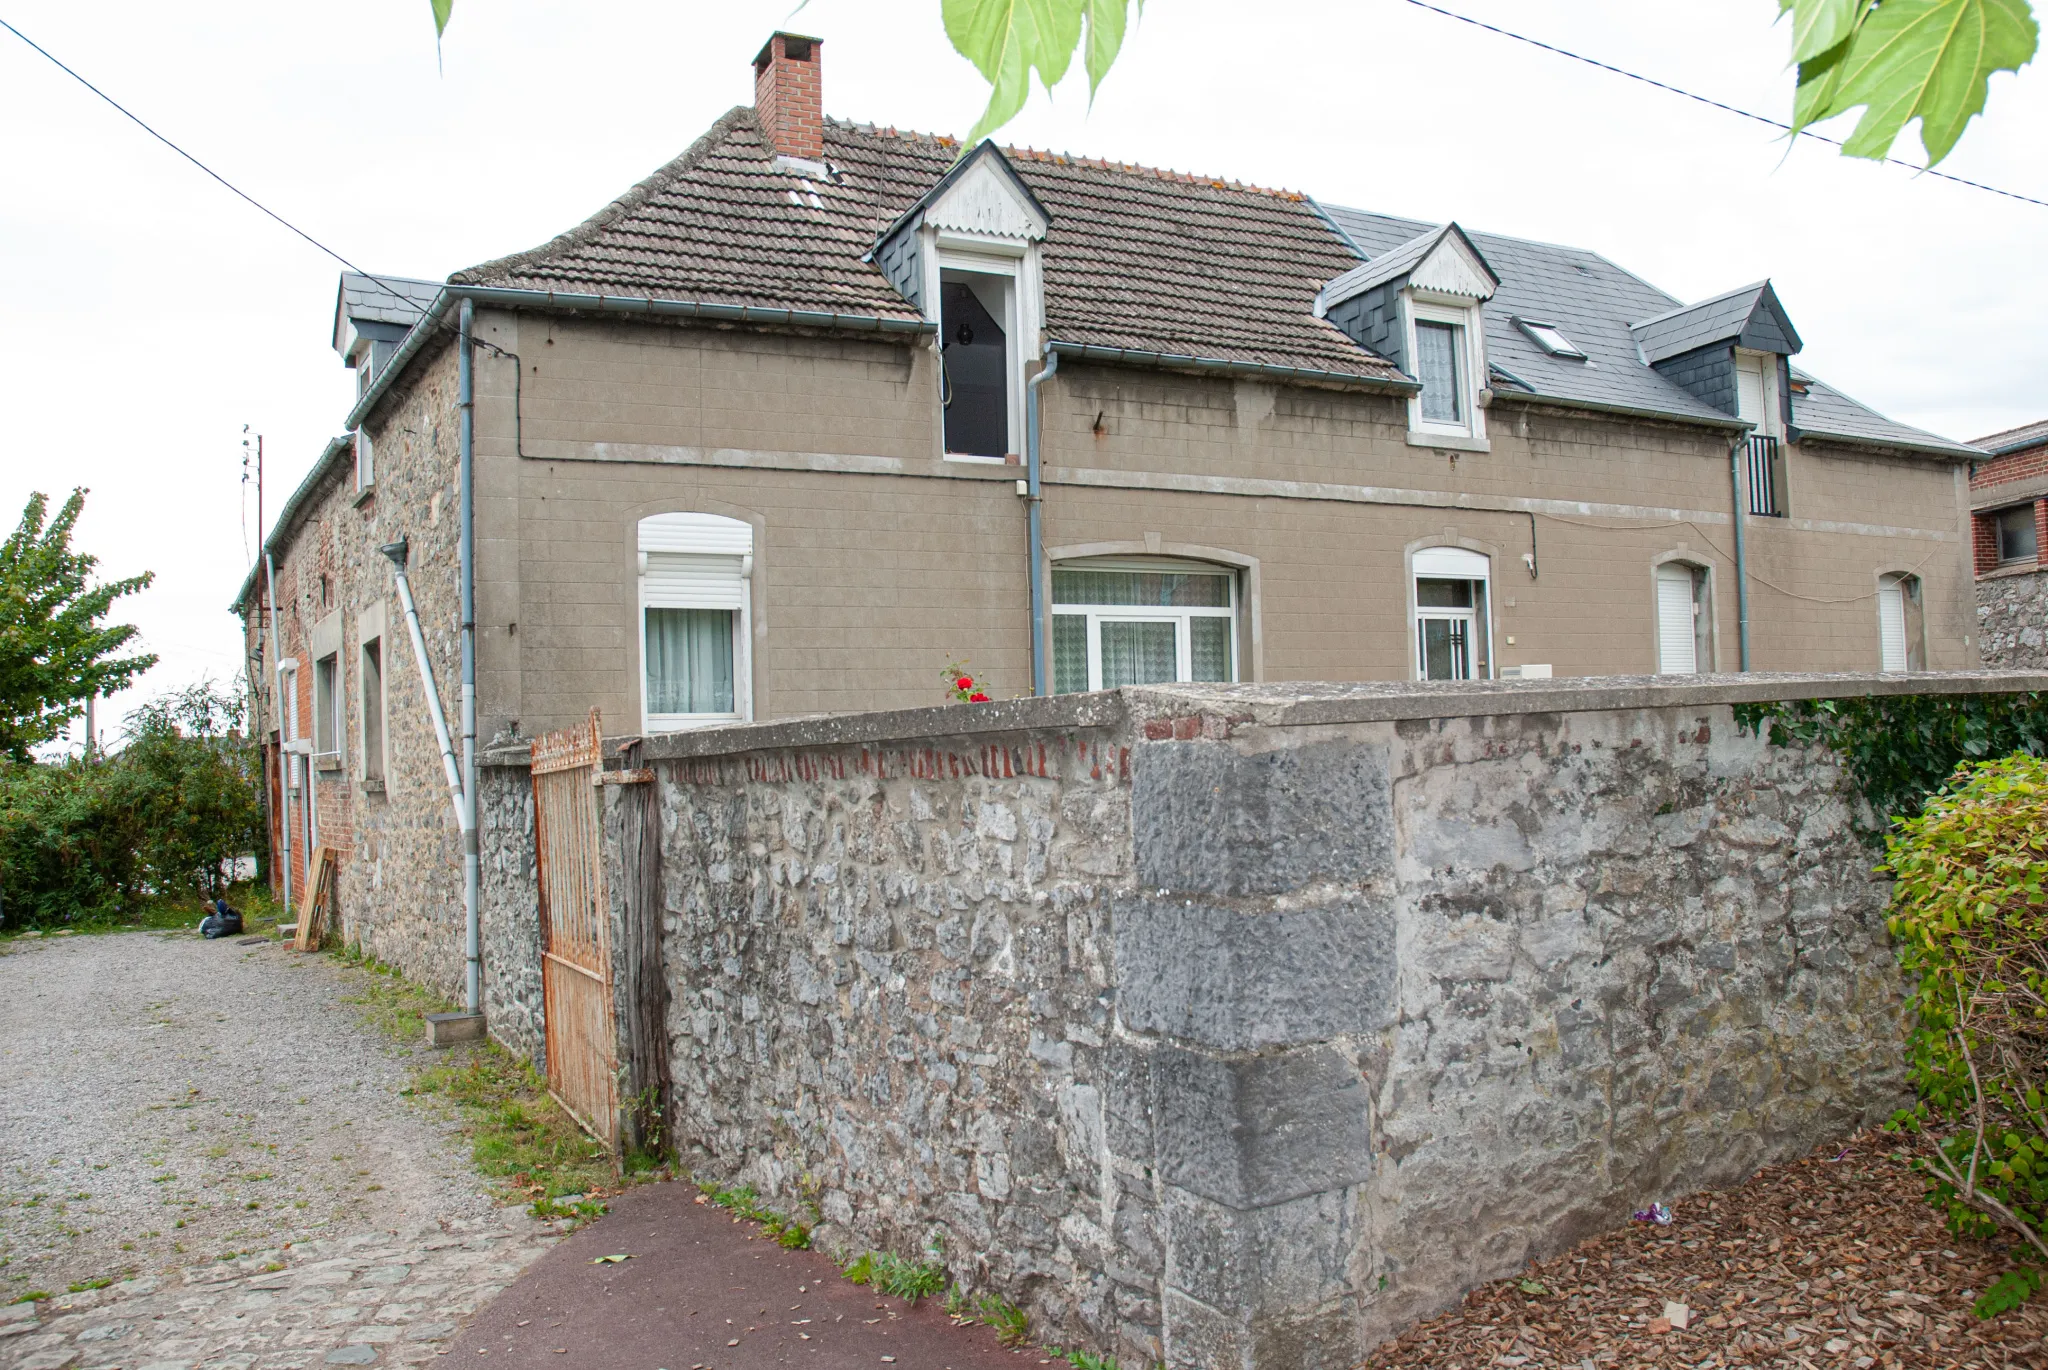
[1396,0,2048,210]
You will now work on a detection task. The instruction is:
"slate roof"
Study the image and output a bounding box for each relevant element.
[1324,205,1974,456]
[332,272,441,353]
[1631,282,1801,365]
[453,108,1405,384]
[1317,222,1498,311]
[1973,419,2048,454]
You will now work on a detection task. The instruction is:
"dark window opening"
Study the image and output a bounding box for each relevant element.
[783,38,813,60]
[1997,504,2038,564]
[941,279,1009,458]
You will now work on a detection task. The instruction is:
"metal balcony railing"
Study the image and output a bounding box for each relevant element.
[1746,435,1782,517]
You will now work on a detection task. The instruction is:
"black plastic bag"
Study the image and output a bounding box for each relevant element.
[200,900,244,939]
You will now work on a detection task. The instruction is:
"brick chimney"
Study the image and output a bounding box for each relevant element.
[754,32,824,162]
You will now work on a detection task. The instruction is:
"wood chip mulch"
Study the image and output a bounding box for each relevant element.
[1358,1134,2048,1369]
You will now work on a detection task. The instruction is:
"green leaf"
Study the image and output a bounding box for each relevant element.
[1781,0,1869,64]
[431,0,454,38]
[1791,0,2038,165]
[944,0,1139,144]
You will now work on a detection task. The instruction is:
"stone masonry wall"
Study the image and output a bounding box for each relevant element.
[1977,568,2048,667]
[480,750,546,1068]
[633,675,1990,1369]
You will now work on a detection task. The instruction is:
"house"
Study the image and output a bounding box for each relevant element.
[234,30,1979,969]
[1968,418,2048,666]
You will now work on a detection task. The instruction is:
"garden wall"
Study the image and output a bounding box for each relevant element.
[622,672,2046,1368]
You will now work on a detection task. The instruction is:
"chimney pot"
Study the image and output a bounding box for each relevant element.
[753,31,824,162]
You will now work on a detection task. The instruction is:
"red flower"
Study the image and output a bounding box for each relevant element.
[955,676,975,691]
[969,691,989,703]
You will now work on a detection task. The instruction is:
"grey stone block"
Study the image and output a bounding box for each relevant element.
[1132,740,1393,897]
[1162,1184,1356,1316]
[424,1013,485,1047]
[1152,1044,1372,1208]
[1113,896,1396,1051]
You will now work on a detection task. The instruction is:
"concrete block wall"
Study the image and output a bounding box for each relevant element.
[627,673,2045,1368]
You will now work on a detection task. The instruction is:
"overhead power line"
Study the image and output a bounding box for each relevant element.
[0,15,403,283]
[1396,0,2047,210]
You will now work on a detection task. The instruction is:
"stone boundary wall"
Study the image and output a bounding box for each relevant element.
[621,671,2048,1369]
[479,750,545,1068]
[1977,569,2048,668]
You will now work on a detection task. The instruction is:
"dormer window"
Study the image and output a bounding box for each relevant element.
[1314,223,1499,453]
[1517,318,1586,359]
[870,142,1050,465]
[940,267,1017,460]
[1408,301,1483,440]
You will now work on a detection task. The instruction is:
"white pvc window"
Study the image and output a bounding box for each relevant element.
[1878,573,1923,672]
[1412,547,1491,680]
[355,429,374,488]
[1656,562,1711,674]
[638,513,753,731]
[1050,560,1236,693]
[939,258,1020,462]
[312,653,341,758]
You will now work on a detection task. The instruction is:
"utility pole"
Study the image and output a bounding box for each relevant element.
[83,695,95,759]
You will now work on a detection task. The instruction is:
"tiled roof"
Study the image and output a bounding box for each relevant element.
[1973,418,2048,454]
[1324,205,1974,456]
[332,272,441,354]
[454,109,1405,384]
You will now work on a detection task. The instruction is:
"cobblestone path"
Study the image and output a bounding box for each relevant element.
[0,932,564,1368]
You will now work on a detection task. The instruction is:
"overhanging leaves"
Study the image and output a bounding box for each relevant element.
[1785,0,2038,165]
[432,0,454,39]
[943,0,1140,146]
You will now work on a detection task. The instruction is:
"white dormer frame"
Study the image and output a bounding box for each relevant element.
[1395,228,1496,452]
[912,147,1048,463]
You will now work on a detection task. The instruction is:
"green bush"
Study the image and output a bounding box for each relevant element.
[0,679,262,928]
[1735,692,2048,831]
[1881,753,2048,1309]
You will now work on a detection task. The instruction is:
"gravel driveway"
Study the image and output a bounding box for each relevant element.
[0,930,561,1369]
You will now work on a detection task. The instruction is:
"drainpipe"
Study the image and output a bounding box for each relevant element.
[1024,346,1060,696]
[266,552,291,929]
[382,538,473,876]
[1730,437,1751,671]
[457,300,481,1016]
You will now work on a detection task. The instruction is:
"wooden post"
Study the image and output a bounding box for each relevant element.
[615,755,669,1158]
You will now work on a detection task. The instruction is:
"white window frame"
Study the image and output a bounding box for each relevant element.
[1734,349,1781,438]
[358,635,386,785]
[1654,560,1714,675]
[1409,546,1493,681]
[1051,558,1238,692]
[1405,295,1487,442]
[1878,572,1923,672]
[312,651,342,762]
[934,245,1026,463]
[355,428,374,489]
[637,513,754,733]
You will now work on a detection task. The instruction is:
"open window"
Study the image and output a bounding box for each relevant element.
[1050,560,1237,692]
[939,263,1018,461]
[1655,561,1713,674]
[1411,547,1492,680]
[1878,573,1925,671]
[639,513,754,731]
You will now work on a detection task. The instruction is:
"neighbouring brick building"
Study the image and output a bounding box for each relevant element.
[1968,418,2048,666]
[236,34,1981,1049]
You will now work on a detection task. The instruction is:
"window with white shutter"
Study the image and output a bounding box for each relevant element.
[1877,573,1922,672]
[1656,562,1710,674]
[638,513,753,730]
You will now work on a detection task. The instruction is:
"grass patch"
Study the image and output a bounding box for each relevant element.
[843,1250,947,1302]
[947,1291,1030,1347]
[64,1277,113,1293]
[337,945,453,1040]
[8,1291,49,1305]
[0,879,284,942]
[698,1181,812,1249]
[409,1048,616,1215]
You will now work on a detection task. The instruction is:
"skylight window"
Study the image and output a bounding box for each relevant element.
[1517,318,1587,359]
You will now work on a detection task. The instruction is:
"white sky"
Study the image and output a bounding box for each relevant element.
[3,0,2043,743]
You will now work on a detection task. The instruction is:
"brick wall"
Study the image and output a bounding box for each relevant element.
[1972,438,2048,493]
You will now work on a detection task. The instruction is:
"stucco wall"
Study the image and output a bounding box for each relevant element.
[630,674,2028,1368]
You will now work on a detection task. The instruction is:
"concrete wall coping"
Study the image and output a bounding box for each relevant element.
[540,671,2048,765]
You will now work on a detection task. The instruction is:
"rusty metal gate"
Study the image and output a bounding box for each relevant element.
[532,709,616,1147]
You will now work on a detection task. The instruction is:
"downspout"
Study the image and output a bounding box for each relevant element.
[1730,437,1751,671]
[381,538,473,868]
[265,552,291,929]
[457,300,481,1017]
[1024,346,1060,696]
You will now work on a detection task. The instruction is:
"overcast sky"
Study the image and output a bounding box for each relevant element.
[4,0,2043,744]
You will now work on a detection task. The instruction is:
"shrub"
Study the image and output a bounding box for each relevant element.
[1881,753,2048,1307]
[0,755,144,923]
